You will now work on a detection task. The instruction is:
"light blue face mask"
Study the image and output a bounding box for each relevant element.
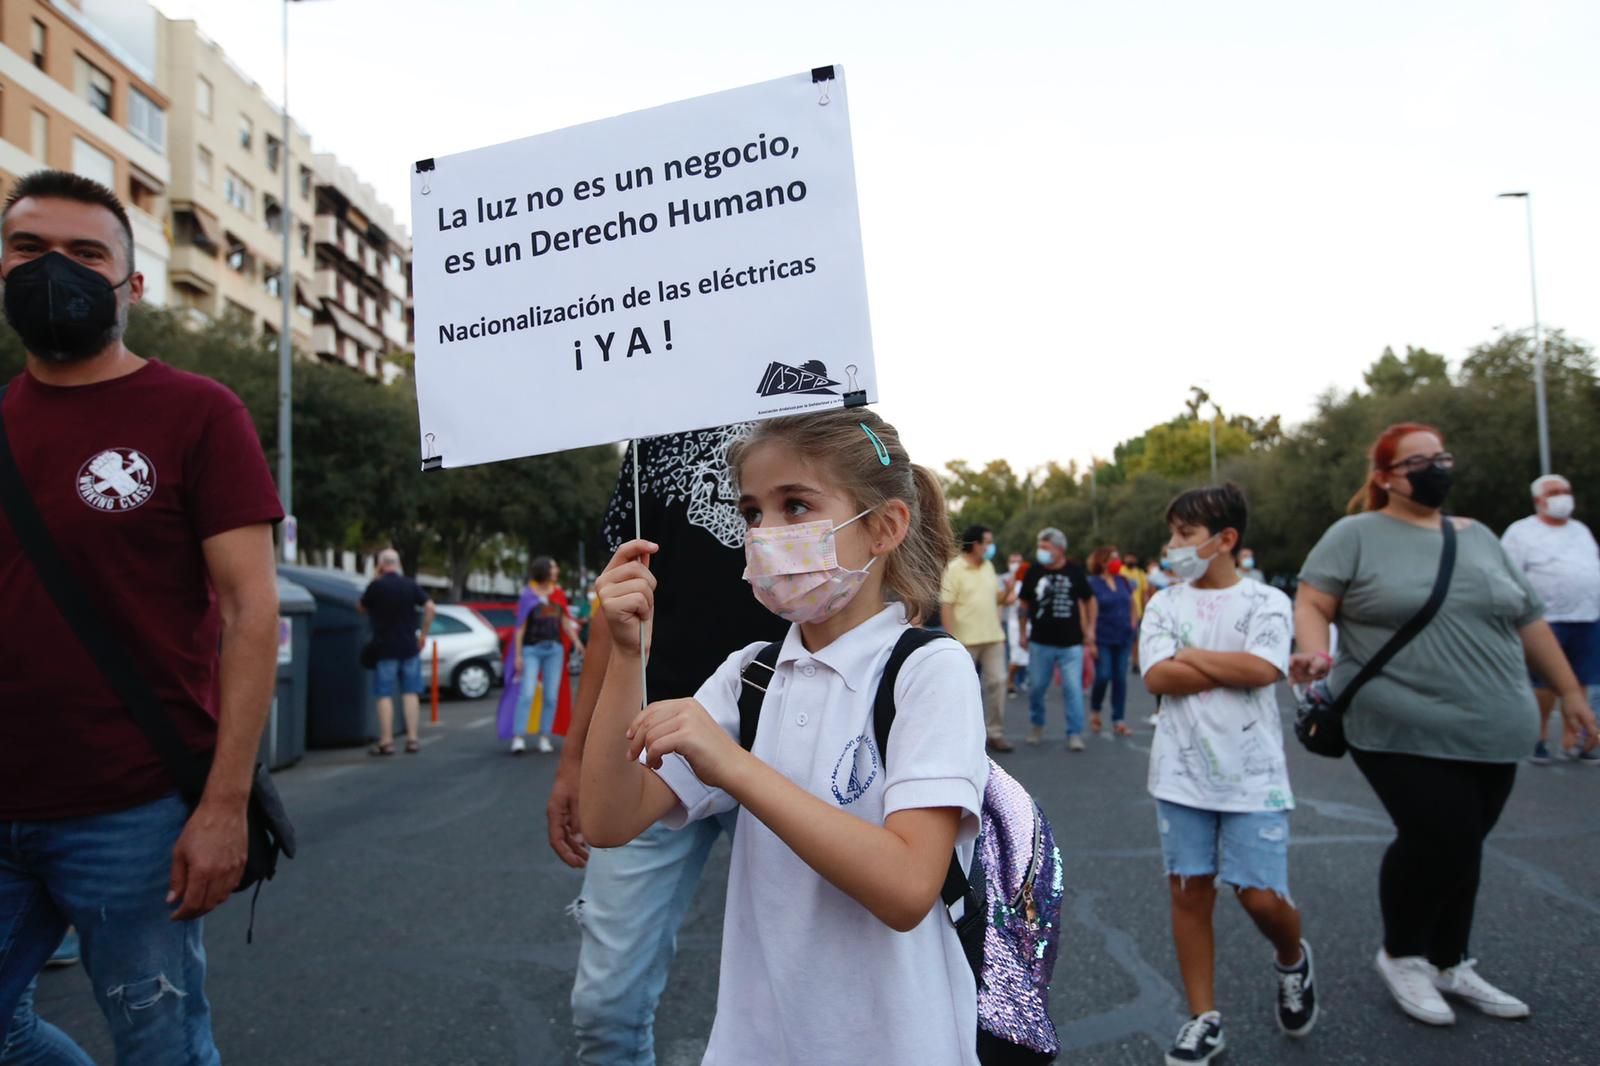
[983,543,996,561]
[1036,548,1055,565]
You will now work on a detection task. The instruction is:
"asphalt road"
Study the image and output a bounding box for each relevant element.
[32,680,1600,1065]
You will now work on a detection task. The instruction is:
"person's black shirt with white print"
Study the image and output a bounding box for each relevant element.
[601,426,788,700]
[1018,562,1093,647]
[362,572,430,660]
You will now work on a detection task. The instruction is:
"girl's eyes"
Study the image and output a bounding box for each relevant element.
[740,499,811,527]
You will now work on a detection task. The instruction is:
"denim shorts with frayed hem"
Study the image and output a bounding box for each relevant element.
[373,655,424,697]
[1156,799,1291,899]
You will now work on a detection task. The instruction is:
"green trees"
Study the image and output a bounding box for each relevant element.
[0,307,619,596]
[942,328,1599,577]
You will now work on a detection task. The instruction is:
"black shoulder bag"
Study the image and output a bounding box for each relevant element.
[1294,516,1456,758]
[0,385,296,925]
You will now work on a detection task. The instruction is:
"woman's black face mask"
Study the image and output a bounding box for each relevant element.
[2,251,131,363]
[1404,462,1454,510]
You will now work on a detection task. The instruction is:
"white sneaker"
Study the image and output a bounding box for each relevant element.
[535,734,555,754]
[1068,735,1086,752]
[1026,725,1043,746]
[510,736,527,754]
[1375,949,1455,1026]
[1433,959,1529,1019]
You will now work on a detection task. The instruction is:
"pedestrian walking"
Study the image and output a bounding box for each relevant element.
[941,524,1014,751]
[0,170,283,1064]
[360,548,435,755]
[1141,485,1316,1064]
[1501,473,1600,764]
[1003,552,1030,694]
[502,556,581,753]
[1087,546,1138,737]
[1017,528,1097,749]
[545,424,787,1064]
[581,410,986,1066]
[1290,423,1598,1028]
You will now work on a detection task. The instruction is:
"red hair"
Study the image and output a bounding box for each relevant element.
[1349,422,1443,514]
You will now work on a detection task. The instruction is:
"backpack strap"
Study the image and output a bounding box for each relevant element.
[870,628,972,910]
[737,642,784,750]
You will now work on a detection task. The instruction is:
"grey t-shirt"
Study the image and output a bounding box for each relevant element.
[1299,512,1542,763]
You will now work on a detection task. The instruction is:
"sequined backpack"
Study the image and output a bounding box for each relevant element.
[738,628,1064,1063]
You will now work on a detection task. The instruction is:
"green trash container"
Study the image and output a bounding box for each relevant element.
[278,565,379,748]
[262,577,315,769]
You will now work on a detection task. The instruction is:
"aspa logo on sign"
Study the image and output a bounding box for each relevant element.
[755,359,839,398]
[77,448,156,512]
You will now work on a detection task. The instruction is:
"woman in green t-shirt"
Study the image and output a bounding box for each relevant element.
[1290,422,1597,1030]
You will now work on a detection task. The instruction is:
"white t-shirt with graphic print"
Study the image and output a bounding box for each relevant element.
[1139,580,1295,813]
[652,604,988,1066]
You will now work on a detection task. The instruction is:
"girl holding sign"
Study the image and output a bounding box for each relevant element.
[580,410,987,1065]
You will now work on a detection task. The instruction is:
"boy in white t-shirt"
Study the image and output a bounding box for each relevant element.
[1139,485,1317,1064]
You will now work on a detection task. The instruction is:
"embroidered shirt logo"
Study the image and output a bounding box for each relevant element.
[77,448,156,512]
[831,733,879,806]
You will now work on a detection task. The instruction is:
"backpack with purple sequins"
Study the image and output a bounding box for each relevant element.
[738,628,1064,1063]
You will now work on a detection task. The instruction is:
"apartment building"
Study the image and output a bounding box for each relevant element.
[312,152,411,382]
[0,0,171,303]
[157,15,317,352]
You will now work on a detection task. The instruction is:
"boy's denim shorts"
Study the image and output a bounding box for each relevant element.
[374,655,424,697]
[1156,799,1291,898]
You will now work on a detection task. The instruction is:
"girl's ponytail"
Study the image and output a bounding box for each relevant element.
[891,462,954,623]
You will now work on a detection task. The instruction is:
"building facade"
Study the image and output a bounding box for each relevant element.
[311,152,411,382]
[0,0,171,303]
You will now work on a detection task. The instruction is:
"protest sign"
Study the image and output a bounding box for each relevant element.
[409,67,875,469]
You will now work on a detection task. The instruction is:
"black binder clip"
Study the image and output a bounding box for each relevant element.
[811,65,834,105]
[841,363,867,408]
[421,433,443,472]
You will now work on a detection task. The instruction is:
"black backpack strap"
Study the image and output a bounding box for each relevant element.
[0,384,208,802]
[1332,516,1457,714]
[737,641,783,750]
[870,628,973,910]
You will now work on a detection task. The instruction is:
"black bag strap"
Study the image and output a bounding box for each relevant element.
[1332,516,1457,714]
[0,384,208,802]
[737,627,973,910]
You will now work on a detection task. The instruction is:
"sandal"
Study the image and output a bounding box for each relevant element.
[405,739,421,754]
[1089,713,1103,734]
[369,742,395,756]
[1114,723,1133,737]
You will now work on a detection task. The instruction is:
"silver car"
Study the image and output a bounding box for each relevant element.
[425,604,504,699]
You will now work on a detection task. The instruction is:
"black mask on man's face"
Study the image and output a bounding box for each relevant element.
[1404,462,1454,510]
[2,251,130,363]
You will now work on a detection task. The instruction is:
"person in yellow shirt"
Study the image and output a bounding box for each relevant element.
[941,524,1014,752]
[1123,553,1150,669]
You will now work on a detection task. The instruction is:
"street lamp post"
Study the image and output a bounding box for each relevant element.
[277,0,293,558]
[1498,191,1550,476]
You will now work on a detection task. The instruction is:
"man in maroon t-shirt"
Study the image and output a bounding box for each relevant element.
[0,171,282,1062]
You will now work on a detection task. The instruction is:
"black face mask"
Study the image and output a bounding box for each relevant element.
[2,251,130,363]
[1404,462,1454,510]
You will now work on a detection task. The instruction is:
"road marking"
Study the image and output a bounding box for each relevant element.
[465,715,495,730]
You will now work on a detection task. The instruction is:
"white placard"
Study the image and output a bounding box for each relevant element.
[409,67,875,469]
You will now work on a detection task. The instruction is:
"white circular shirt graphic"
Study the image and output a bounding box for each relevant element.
[77,448,157,512]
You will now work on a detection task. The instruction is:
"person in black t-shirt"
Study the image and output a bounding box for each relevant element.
[359,549,434,755]
[1018,527,1097,750]
[546,426,786,1061]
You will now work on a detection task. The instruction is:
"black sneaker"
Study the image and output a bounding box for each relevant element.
[1166,1011,1225,1065]
[1276,938,1318,1037]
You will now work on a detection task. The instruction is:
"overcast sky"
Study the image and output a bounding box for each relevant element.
[152,0,1600,478]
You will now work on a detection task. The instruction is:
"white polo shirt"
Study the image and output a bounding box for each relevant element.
[654,604,988,1066]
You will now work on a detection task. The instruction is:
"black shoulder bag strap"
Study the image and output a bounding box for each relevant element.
[736,641,784,750]
[1332,516,1457,714]
[0,385,207,800]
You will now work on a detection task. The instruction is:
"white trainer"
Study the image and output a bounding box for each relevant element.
[1433,959,1530,1019]
[1026,725,1044,746]
[536,734,555,754]
[510,736,527,754]
[1375,949,1455,1026]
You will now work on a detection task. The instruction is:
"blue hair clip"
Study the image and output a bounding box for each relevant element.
[860,423,891,466]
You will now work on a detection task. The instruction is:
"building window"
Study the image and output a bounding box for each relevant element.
[266,134,282,173]
[223,171,254,215]
[298,223,311,257]
[75,56,114,118]
[196,75,213,118]
[238,114,253,150]
[196,145,213,187]
[225,298,252,321]
[30,110,47,160]
[70,137,115,190]
[128,88,165,149]
[225,241,252,275]
[264,196,284,235]
[31,20,47,71]
[264,269,282,298]
[128,171,160,214]
[299,165,311,199]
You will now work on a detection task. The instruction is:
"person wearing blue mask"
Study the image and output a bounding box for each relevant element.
[1018,527,1098,749]
[940,525,1014,752]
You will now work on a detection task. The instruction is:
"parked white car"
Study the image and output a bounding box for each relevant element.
[425,604,503,699]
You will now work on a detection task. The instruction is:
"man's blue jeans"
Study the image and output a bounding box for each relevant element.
[1,794,218,1065]
[570,811,736,1065]
[1028,642,1086,737]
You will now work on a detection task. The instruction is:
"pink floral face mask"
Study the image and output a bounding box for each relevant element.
[743,509,876,624]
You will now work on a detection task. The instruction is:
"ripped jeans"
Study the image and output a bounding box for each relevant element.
[1,794,218,1065]
[1155,799,1292,899]
[569,811,737,1065]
